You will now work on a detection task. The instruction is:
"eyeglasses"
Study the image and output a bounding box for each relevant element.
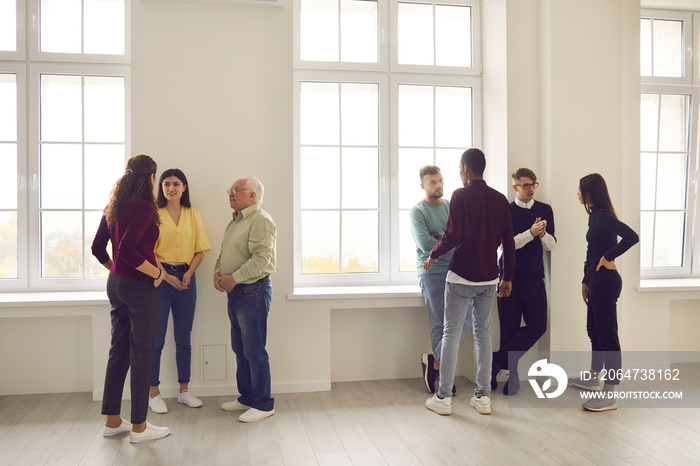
[515,182,539,189]
[227,188,251,195]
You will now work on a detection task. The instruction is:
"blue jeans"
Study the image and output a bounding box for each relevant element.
[151,269,198,386]
[438,281,497,398]
[418,273,471,363]
[227,276,274,411]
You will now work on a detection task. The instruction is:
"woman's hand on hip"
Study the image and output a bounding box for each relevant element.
[596,256,617,271]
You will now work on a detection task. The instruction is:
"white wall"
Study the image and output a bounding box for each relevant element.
[2,0,700,397]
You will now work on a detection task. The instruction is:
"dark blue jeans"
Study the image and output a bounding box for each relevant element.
[103,273,161,424]
[151,269,198,386]
[227,276,274,411]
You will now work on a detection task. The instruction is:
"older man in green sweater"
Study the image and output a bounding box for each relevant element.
[215,175,277,423]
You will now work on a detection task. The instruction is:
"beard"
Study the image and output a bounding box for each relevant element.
[429,190,443,200]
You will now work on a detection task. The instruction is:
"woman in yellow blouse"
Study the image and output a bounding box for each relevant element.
[149,168,211,414]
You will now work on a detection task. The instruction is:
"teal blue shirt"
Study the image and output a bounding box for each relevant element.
[410,199,452,275]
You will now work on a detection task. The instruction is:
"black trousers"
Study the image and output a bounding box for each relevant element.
[102,273,162,424]
[494,278,547,373]
[585,265,623,385]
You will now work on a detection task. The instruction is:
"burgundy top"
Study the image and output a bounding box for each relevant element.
[430,179,516,282]
[91,199,160,280]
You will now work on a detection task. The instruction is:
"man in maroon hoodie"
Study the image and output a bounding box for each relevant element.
[423,148,515,416]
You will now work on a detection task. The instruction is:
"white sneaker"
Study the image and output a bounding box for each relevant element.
[221,400,251,411]
[470,394,491,415]
[238,407,275,423]
[129,422,170,443]
[148,394,168,414]
[177,390,203,408]
[103,419,132,437]
[425,393,452,415]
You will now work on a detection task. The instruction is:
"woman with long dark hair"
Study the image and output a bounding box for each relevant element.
[92,154,170,443]
[568,173,638,412]
[148,168,210,413]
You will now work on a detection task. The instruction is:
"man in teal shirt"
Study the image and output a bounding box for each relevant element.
[410,165,469,394]
[215,176,277,423]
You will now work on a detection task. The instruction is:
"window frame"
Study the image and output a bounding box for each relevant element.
[639,85,698,278]
[640,10,692,86]
[0,63,28,289]
[0,0,131,291]
[26,63,131,291]
[389,0,481,76]
[292,0,389,73]
[293,70,390,286]
[390,73,482,282]
[28,0,131,64]
[294,0,481,287]
[0,0,27,61]
[640,9,700,279]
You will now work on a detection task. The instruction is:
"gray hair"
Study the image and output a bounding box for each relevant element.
[241,176,264,204]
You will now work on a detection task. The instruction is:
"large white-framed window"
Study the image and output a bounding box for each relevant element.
[640,10,699,278]
[0,0,130,291]
[294,0,481,286]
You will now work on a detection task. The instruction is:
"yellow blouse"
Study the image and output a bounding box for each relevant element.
[155,206,211,264]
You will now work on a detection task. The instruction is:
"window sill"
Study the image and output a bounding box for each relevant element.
[0,291,109,316]
[288,285,425,308]
[638,278,700,292]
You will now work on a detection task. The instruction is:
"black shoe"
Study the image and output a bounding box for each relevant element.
[421,354,437,393]
[490,356,501,391]
[452,384,456,396]
[503,371,520,396]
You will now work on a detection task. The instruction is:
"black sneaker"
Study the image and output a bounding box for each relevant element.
[431,372,454,396]
[490,356,501,391]
[503,371,520,396]
[421,353,437,393]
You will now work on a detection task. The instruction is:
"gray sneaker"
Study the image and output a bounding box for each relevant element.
[582,396,617,412]
[568,373,602,391]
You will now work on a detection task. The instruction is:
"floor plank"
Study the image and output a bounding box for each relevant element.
[0,373,699,465]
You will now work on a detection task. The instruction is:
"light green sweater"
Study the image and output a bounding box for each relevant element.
[409,199,452,275]
[215,204,277,284]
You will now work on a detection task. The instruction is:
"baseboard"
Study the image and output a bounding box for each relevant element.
[92,381,332,401]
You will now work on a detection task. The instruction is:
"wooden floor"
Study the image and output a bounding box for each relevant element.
[1,376,700,466]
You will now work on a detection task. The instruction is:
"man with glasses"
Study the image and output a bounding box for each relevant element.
[215,176,277,422]
[491,168,556,395]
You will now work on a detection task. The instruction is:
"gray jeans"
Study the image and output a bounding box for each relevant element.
[102,273,162,424]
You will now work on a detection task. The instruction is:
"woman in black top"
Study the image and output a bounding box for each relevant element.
[568,173,638,412]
